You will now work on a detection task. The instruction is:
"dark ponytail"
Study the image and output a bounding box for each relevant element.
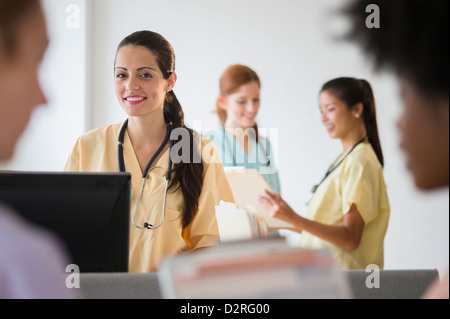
[358,79,384,167]
[164,90,204,228]
[116,30,203,228]
[321,77,384,167]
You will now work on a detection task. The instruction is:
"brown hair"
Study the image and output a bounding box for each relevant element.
[116,30,203,228]
[216,65,261,140]
[0,0,39,56]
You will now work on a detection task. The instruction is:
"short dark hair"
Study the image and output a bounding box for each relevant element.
[343,0,449,99]
[0,0,39,56]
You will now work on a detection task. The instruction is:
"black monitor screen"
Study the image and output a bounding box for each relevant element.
[0,172,131,272]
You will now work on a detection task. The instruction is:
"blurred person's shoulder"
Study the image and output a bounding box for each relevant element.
[0,203,78,299]
[0,203,60,257]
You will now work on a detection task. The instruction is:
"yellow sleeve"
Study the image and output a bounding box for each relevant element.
[341,157,380,224]
[183,139,235,249]
[64,138,81,172]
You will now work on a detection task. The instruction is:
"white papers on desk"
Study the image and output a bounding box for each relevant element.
[224,167,292,229]
[215,201,268,242]
[158,238,352,299]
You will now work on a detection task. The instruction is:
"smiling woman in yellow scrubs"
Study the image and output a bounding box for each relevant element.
[259,77,390,270]
[65,30,234,272]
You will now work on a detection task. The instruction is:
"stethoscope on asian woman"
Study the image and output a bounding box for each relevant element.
[118,118,174,230]
[306,136,368,206]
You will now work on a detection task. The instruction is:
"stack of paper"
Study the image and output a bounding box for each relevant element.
[215,201,268,242]
[158,238,352,299]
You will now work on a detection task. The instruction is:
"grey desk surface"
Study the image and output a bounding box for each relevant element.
[79,269,439,299]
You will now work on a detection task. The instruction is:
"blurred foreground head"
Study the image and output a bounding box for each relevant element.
[344,0,449,190]
[0,0,48,160]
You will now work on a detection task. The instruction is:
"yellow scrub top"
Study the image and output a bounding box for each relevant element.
[64,123,235,272]
[300,143,390,270]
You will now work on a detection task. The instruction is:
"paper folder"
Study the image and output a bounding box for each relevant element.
[224,167,293,229]
[215,201,268,242]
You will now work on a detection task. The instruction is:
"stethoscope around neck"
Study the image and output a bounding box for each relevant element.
[222,127,271,167]
[118,118,174,230]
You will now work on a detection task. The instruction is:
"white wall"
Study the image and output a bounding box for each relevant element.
[2,0,448,276]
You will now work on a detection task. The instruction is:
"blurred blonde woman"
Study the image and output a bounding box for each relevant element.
[204,65,281,193]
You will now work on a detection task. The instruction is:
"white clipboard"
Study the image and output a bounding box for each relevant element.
[224,167,292,228]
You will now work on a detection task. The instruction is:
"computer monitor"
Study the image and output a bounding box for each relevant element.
[0,171,131,272]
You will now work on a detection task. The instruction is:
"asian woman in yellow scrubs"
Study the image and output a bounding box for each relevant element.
[65,30,234,272]
[259,77,390,270]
